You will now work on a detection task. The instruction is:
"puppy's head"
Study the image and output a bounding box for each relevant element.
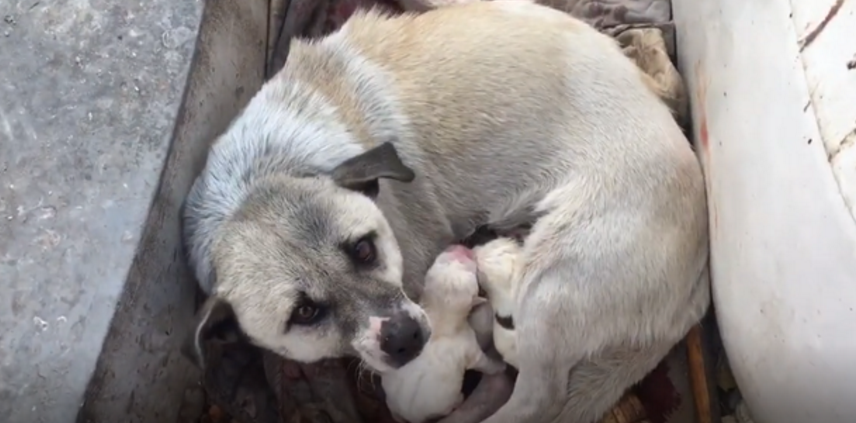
[473,238,522,316]
[183,143,431,374]
[422,245,482,317]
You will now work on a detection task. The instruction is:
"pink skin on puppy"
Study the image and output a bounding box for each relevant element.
[439,244,477,266]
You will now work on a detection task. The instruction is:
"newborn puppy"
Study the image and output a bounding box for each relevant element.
[382,245,506,423]
[473,238,524,369]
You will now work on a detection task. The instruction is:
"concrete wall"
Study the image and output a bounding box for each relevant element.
[0,0,268,421]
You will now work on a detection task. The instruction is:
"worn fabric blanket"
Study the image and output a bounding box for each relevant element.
[267,0,675,74]
[198,1,688,423]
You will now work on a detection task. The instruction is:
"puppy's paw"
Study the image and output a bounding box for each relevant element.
[474,238,521,289]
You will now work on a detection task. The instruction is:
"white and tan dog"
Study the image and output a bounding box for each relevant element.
[473,237,523,369]
[181,2,710,423]
[382,245,506,423]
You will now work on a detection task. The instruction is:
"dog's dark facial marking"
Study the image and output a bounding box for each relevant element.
[495,313,515,330]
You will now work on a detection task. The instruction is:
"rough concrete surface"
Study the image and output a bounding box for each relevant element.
[76,0,268,421]
[0,0,265,421]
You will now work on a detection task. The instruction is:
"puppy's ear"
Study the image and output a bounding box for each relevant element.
[181,295,239,369]
[331,142,415,198]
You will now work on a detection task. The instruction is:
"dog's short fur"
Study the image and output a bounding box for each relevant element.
[473,237,523,368]
[382,245,505,423]
[182,2,709,422]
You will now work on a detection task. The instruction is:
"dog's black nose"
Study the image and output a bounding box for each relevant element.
[380,313,426,367]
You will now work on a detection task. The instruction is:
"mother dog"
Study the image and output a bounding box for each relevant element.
[181,2,710,422]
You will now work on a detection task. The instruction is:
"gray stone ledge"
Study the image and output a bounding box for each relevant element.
[0,0,268,421]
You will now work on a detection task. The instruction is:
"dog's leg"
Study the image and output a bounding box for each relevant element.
[467,347,506,375]
[478,178,708,423]
[436,373,514,423]
[551,268,710,423]
[476,278,579,423]
[550,342,675,423]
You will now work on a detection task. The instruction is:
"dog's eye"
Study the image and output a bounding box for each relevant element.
[289,302,325,326]
[347,236,377,266]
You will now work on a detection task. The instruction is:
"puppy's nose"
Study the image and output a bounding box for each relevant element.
[380,313,427,367]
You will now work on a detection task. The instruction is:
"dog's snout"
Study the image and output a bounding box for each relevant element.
[380,313,427,366]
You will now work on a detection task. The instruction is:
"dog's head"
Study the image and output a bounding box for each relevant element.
[183,143,432,374]
[473,237,522,316]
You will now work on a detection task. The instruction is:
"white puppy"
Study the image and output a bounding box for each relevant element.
[473,238,523,369]
[382,245,506,423]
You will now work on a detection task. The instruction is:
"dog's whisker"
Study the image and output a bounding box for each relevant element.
[353,359,379,395]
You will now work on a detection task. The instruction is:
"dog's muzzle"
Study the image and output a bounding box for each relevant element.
[379,311,429,367]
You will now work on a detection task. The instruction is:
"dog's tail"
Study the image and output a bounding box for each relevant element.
[548,344,669,423]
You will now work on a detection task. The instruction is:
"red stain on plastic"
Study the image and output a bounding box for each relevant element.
[694,61,710,152]
[699,117,709,150]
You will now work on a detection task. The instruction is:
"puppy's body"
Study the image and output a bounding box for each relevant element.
[183,2,709,423]
[382,246,505,423]
[474,238,523,369]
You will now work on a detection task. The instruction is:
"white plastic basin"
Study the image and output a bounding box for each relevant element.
[672,0,856,422]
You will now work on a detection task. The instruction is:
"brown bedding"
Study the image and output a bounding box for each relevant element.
[531,0,671,28]
[267,0,674,76]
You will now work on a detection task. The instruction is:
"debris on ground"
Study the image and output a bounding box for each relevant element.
[716,357,757,423]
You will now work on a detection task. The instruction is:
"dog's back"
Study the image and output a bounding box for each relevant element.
[278,1,698,228]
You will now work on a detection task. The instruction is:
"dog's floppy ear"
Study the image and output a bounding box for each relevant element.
[331,142,415,198]
[182,295,239,369]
